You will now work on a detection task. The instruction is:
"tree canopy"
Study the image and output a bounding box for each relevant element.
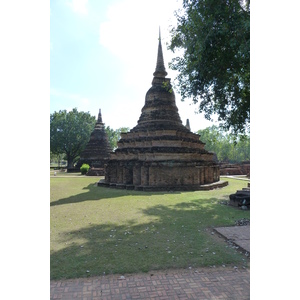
[169,0,250,134]
[105,126,130,151]
[197,125,250,162]
[50,108,96,169]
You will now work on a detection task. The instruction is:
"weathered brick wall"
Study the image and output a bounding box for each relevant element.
[105,160,220,189]
[219,162,250,175]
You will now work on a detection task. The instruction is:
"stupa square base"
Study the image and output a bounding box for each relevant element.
[98,179,228,192]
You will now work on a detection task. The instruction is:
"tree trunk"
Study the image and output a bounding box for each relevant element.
[67,155,75,172]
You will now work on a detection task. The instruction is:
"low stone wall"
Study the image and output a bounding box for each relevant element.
[219,162,250,176]
[86,168,105,176]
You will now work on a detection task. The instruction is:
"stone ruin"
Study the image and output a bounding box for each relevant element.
[76,109,112,176]
[229,188,250,210]
[98,32,227,191]
[219,161,250,176]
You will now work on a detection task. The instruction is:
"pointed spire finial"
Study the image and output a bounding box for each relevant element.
[159,26,161,41]
[98,108,103,123]
[185,119,191,131]
[153,27,168,78]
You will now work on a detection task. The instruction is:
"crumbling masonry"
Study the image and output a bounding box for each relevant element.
[99,31,226,191]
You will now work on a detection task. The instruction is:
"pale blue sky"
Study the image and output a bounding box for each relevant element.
[50,0,218,131]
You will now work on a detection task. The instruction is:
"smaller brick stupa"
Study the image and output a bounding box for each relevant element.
[76,109,112,175]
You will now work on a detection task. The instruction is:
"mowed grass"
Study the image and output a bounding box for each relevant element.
[50,176,250,280]
[50,169,82,177]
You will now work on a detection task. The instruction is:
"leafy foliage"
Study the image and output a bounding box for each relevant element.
[169,0,250,134]
[50,108,96,169]
[197,125,250,162]
[105,126,130,151]
[80,163,90,175]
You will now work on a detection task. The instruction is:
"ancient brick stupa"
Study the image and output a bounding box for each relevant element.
[76,109,112,176]
[99,31,225,191]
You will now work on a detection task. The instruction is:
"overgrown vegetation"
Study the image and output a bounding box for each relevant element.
[50,176,249,280]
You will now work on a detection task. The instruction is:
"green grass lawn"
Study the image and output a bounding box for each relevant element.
[50,169,83,177]
[50,176,250,280]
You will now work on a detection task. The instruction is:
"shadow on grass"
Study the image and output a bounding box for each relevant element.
[51,197,249,280]
[50,183,181,207]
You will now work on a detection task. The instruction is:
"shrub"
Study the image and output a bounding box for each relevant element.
[80,163,90,175]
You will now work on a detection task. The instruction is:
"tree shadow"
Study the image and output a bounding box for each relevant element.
[50,183,181,206]
[51,197,249,279]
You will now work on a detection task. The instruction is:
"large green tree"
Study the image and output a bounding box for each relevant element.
[50,108,96,170]
[169,0,250,134]
[105,126,130,151]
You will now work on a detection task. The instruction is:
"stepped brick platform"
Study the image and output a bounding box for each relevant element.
[99,30,225,191]
[99,179,228,192]
[76,109,112,175]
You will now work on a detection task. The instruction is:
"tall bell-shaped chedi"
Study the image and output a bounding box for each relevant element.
[77,109,112,175]
[99,31,226,191]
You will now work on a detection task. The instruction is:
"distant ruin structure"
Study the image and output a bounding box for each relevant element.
[219,161,250,176]
[99,31,226,191]
[76,109,112,175]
